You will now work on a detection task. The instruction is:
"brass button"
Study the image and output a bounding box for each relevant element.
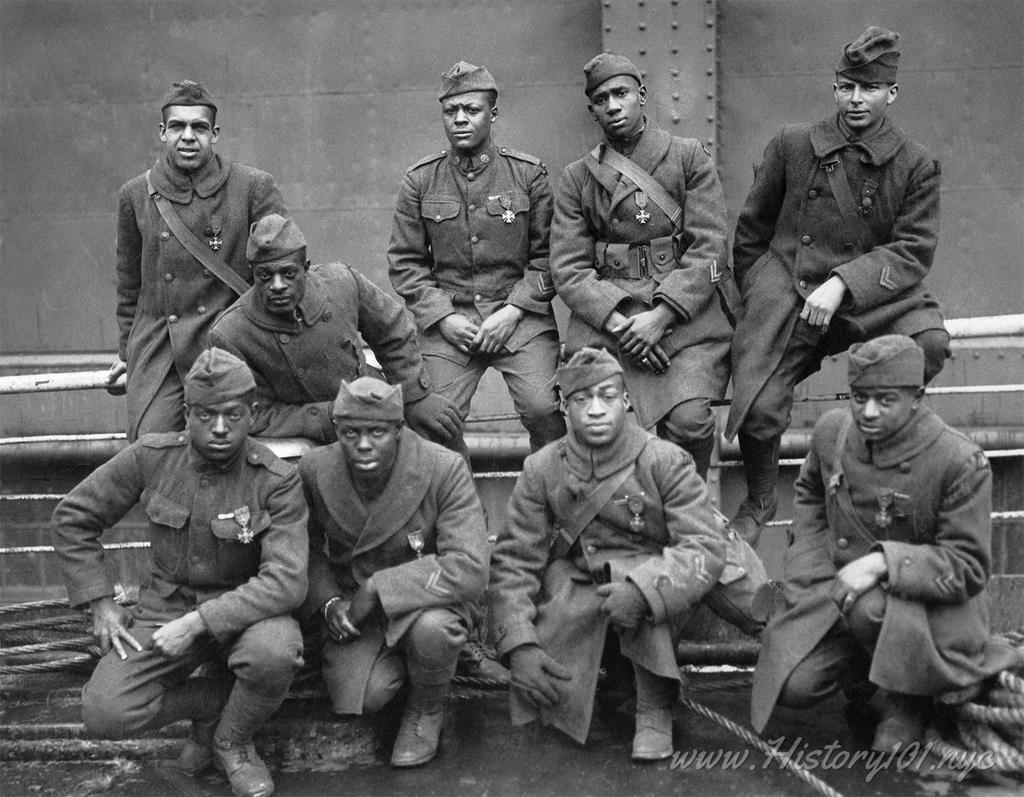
[471,235,479,244]
[799,279,807,288]
[480,153,490,164]
[899,462,911,473]
[808,189,818,200]
[586,545,597,555]
[435,214,442,221]
[279,333,290,343]
[197,305,206,314]
[468,204,476,211]
[160,231,170,241]
[801,235,812,246]
[168,314,179,323]
[163,272,173,282]
[467,173,476,181]
[474,294,483,302]
[836,538,849,549]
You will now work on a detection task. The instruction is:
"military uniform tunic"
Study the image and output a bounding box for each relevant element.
[117,154,287,441]
[299,428,489,713]
[751,407,1021,731]
[551,120,733,430]
[210,263,433,444]
[727,117,946,439]
[489,422,729,742]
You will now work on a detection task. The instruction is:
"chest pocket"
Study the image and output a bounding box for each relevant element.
[143,491,190,577]
[421,196,461,224]
[208,509,272,583]
[209,510,272,543]
[484,191,530,220]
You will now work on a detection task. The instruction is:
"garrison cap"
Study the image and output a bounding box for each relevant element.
[438,61,498,101]
[583,52,643,97]
[160,79,217,113]
[246,214,307,265]
[836,26,900,84]
[184,347,256,406]
[847,335,924,388]
[557,347,624,398]
[333,377,404,421]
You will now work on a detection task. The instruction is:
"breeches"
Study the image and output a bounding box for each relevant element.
[659,397,716,446]
[127,360,186,442]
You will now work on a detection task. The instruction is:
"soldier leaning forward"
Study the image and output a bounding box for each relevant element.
[388,61,565,453]
[726,27,951,545]
[551,53,738,480]
[210,214,463,449]
[53,348,308,797]
[489,348,766,761]
[299,377,490,768]
[751,336,1021,750]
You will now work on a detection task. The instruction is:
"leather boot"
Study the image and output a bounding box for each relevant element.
[391,684,447,768]
[214,686,286,797]
[631,665,676,761]
[729,434,781,546]
[214,738,275,797]
[872,691,930,752]
[142,676,228,776]
[683,434,716,483]
[177,715,218,775]
[456,637,510,684]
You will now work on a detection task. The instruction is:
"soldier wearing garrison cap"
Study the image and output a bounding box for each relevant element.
[211,214,464,449]
[108,80,289,446]
[489,347,767,760]
[388,60,565,457]
[298,376,489,767]
[751,335,1020,750]
[53,347,308,797]
[726,26,950,546]
[551,53,737,484]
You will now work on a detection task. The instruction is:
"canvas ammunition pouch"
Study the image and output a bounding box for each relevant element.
[596,235,676,280]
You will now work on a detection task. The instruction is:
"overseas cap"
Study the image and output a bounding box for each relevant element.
[557,347,624,398]
[246,214,307,265]
[583,52,643,97]
[836,26,900,84]
[333,377,404,421]
[160,79,217,112]
[847,335,924,388]
[184,347,256,406]
[438,61,498,101]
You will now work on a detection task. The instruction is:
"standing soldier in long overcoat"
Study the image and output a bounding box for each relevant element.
[53,348,308,797]
[726,27,950,544]
[210,214,463,448]
[551,53,737,480]
[489,348,742,761]
[299,377,489,768]
[109,80,288,442]
[388,61,565,454]
[751,336,1020,750]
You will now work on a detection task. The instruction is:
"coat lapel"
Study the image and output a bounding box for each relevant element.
[316,444,368,545]
[603,122,674,219]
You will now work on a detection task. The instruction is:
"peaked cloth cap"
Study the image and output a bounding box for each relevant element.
[583,52,643,96]
[836,26,901,84]
[438,61,498,101]
[848,335,924,388]
[557,347,624,397]
[333,377,404,421]
[184,347,256,406]
[246,214,307,264]
[160,80,217,113]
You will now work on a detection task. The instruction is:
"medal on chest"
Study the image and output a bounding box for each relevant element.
[615,491,647,533]
[874,492,893,530]
[499,194,516,224]
[634,191,651,224]
[206,215,223,252]
[407,529,425,559]
[217,505,254,543]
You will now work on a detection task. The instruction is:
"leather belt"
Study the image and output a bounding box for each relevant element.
[436,281,511,304]
[596,235,675,280]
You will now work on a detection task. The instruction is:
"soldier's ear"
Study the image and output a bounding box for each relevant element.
[490,104,499,123]
[622,390,632,411]
[210,124,221,144]
[885,84,899,106]
[637,85,647,106]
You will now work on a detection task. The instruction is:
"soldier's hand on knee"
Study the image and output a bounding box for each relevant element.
[152,611,207,658]
[405,393,463,442]
[89,596,142,660]
[799,277,847,330]
[105,358,127,396]
[596,581,648,629]
[509,644,572,708]
[348,579,381,628]
[439,314,480,354]
[645,344,670,374]
[472,305,523,353]
[324,598,360,644]
[831,552,887,614]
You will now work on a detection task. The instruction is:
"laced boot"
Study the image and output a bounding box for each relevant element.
[729,434,781,546]
[631,665,676,761]
[872,691,930,752]
[214,738,275,797]
[456,637,510,684]
[176,714,218,774]
[390,684,447,768]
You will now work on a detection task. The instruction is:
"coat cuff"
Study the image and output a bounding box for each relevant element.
[507,279,550,316]
[493,618,540,659]
[301,402,336,441]
[876,540,921,596]
[65,580,115,611]
[651,292,692,323]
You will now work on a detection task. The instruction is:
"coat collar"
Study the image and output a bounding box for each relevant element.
[448,141,497,176]
[315,428,434,556]
[586,118,673,215]
[810,115,906,167]
[149,152,232,204]
[239,267,329,332]
[564,417,650,482]
[849,406,945,469]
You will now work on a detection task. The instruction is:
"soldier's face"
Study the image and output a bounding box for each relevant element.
[251,253,308,318]
[334,419,403,479]
[850,385,921,442]
[442,91,496,154]
[588,76,646,140]
[159,105,219,173]
[833,78,897,133]
[186,398,254,463]
[563,377,630,448]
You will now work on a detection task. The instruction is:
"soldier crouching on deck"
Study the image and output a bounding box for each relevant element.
[489,348,766,761]
[298,377,489,767]
[53,348,308,797]
[751,335,1021,751]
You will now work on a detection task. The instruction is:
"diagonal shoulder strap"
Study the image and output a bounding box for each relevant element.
[819,155,873,251]
[550,459,638,560]
[145,170,250,296]
[589,145,682,227]
[829,413,879,544]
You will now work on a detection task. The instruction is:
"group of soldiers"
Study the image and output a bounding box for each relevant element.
[51,25,1019,797]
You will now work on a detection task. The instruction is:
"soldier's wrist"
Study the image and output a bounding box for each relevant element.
[323,596,343,623]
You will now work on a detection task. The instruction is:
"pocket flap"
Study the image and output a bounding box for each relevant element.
[144,493,190,529]
[421,197,461,222]
[485,192,530,217]
[210,510,272,541]
[650,237,676,271]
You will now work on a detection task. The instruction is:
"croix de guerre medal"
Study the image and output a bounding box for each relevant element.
[500,194,516,224]
[874,493,893,530]
[616,492,647,534]
[407,529,425,559]
[233,505,253,543]
[207,215,223,251]
[634,191,651,224]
